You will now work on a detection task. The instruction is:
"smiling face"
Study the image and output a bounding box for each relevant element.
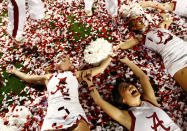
[118,82,141,107]
[56,55,73,71]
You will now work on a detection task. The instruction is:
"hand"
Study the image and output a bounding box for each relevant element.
[119,56,130,63]
[82,70,93,86]
[6,65,17,74]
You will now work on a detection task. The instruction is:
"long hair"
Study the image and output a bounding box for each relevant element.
[127,18,143,35]
[112,78,130,110]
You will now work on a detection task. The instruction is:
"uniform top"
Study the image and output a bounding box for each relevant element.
[128,100,181,131]
[145,28,187,76]
[41,71,87,130]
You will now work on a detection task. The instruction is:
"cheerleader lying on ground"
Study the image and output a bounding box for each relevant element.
[118,7,187,92]
[82,57,181,131]
[6,55,112,131]
[139,0,187,18]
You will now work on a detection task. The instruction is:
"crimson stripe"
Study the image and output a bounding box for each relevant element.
[10,0,19,38]
[128,110,136,131]
[172,1,177,11]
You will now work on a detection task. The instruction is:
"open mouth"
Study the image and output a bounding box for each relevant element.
[130,89,137,95]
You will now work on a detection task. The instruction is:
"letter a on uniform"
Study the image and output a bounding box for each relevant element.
[146,112,170,131]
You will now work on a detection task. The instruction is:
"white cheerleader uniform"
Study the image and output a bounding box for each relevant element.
[173,0,187,17]
[145,28,187,77]
[7,0,44,39]
[41,71,88,130]
[128,100,181,131]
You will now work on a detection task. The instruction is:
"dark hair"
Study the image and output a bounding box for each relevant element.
[127,19,142,35]
[112,78,130,110]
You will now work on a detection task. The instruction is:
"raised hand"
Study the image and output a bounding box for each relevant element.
[6,65,17,74]
[82,70,93,86]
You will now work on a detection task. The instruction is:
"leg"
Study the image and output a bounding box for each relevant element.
[71,119,90,131]
[173,67,187,93]
[28,0,45,20]
[7,0,26,39]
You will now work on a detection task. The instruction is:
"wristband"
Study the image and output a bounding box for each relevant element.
[88,85,95,91]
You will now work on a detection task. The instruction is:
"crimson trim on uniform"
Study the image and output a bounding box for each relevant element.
[172,1,177,11]
[10,0,19,37]
[128,110,136,131]
[144,99,159,107]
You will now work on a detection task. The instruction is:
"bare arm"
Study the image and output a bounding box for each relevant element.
[119,35,142,50]
[7,66,48,85]
[76,56,112,82]
[139,1,174,12]
[82,70,132,130]
[119,57,159,106]
[159,13,172,29]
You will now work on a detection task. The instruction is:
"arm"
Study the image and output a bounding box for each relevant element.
[76,56,112,82]
[139,1,174,12]
[119,57,159,106]
[82,70,132,130]
[7,65,48,85]
[159,13,172,29]
[119,35,142,50]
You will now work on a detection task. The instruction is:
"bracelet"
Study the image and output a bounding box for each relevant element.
[88,85,95,91]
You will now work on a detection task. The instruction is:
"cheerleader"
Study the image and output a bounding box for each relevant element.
[82,57,181,131]
[139,0,187,18]
[119,6,187,92]
[6,55,112,130]
[7,0,45,41]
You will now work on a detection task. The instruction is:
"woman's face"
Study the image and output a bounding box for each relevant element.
[56,55,72,71]
[131,18,147,31]
[118,83,141,107]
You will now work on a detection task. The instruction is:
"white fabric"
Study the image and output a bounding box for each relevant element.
[41,71,87,131]
[28,0,45,20]
[8,0,26,39]
[105,0,118,17]
[84,0,118,16]
[145,28,187,77]
[174,0,187,17]
[129,101,181,131]
[84,0,94,11]
[7,0,44,39]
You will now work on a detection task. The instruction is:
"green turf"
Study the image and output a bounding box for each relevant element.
[0,14,111,107]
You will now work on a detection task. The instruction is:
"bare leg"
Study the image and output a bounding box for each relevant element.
[71,119,90,131]
[49,120,90,131]
[173,67,187,93]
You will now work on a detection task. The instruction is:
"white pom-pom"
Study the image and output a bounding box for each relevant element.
[119,2,153,23]
[84,38,112,65]
[119,3,144,18]
[8,106,32,128]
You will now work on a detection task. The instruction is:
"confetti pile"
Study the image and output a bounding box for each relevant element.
[0,0,187,130]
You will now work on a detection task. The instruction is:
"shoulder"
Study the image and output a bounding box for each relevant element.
[45,73,53,80]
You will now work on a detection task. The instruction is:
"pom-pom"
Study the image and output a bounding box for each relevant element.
[84,38,112,65]
[119,2,153,24]
[7,106,32,128]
